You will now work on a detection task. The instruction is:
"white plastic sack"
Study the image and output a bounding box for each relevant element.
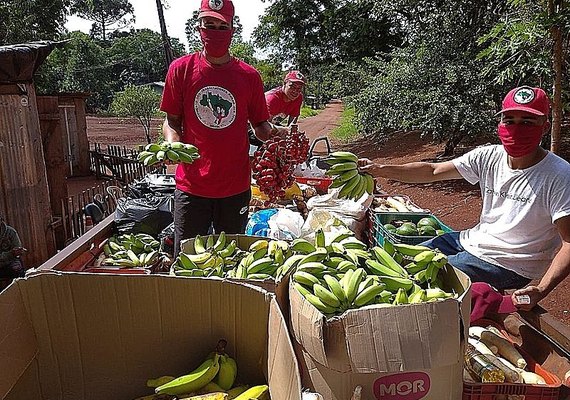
[293,158,326,178]
[301,188,373,241]
[267,209,304,240]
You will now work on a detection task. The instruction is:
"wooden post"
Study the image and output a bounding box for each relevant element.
[0,83,57,267]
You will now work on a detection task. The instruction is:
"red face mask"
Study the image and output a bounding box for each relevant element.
[200,28,232,58]
[497,123,544,158]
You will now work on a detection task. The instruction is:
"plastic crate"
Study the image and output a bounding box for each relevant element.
[371,212,453,246]
[463,320,562,400]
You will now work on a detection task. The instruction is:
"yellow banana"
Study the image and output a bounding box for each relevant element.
[233,385,269,400]
[290,238,316,254]
[213,232,227,252]
[414,250,437,264]
[380,276,414,292]
[156,354,221,395]
[293,271,320,287]
[299,248,328,265]
[392,243,432,257]
[249,239,269,252]
[146,375,176,388]
[227,385,249,399]
[314,228,326,248]
[393,288,409,305]
[214,354,238,390]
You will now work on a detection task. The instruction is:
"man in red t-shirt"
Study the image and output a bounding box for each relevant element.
[266,70,306,125]
[160,0,283,255]
[250,70,306,147]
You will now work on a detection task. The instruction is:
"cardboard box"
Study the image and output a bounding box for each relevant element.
[299,345,464,400]
[290,266,472,399]
[0,273,302,400]
[181,234,292,315]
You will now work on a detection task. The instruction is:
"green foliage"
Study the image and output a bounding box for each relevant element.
[348,0,509,150]
[0,0,70,44]
[36,31,114,112]
[70,0,135,41]
[109,84,162,143]
[253,0,401,72]
[300,106,319,119]
[331,106,358,141]
[107,28,185,87]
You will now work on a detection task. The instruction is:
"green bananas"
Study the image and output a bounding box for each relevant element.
[325,151,374,200]
[138,141,200,166]
[102,233,161,267]
[155,354,221,395]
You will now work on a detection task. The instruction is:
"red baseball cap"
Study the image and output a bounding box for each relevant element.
[285,70,306,84]
[470,282,517,323]
[497,86,550,117]
[198,0,234,25]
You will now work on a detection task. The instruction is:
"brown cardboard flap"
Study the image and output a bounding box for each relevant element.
[0,281,38,398]
[4,273,300,400]
[268,299,302,400]
[343,300,462,373]
[290,266,472,374]
[289,280,327,364]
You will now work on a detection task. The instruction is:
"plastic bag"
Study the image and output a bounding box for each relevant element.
[294,158,326,178]
[114,195,173,236]
[267,209,304,240]
[302,189,373,241]
[245,209,278,237]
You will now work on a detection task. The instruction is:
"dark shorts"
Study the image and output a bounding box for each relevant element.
[173,188,251,256]
[421,232,532,290]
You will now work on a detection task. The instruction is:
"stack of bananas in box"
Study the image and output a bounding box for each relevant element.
[325,151,375,200]
[136,340,269,400]
[102,233,161,267]
[292,232,456,316]
[172,231,299,281]
[138,142,200,166]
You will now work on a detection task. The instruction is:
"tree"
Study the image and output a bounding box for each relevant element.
[348,0,510,154]
[477,0,569,153]
[35,31,113,112]
[107,29,185,88]
[71,0,135,42]
[109,85,162,143]
[253,0,401,73]
[0,0,70,44]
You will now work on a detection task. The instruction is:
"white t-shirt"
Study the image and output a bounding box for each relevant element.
[452,145,570,279]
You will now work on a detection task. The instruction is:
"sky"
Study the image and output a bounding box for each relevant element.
[65,0,269,51]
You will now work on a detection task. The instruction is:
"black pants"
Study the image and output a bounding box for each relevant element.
[173,189,251,256]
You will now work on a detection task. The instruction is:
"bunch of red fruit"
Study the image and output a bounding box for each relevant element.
[252,126,310,203]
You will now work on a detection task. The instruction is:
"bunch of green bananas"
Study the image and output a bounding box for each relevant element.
[291,233,456,316]
[138,141,200,166]
[172,232,244,278]
[144,339,267,400]
[325,151,375,200]
[102,233,161,268]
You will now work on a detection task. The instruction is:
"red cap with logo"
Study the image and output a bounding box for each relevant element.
[497,86,550,117]
[198,0,234,25]
[285,70,306,84]
[470,282,517,323]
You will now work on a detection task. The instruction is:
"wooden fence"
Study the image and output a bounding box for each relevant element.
[89,142,165,183]
[61,179,122,246]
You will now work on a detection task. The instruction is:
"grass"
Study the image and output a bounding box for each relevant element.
[300,105,320,119]
[330,106,358,141]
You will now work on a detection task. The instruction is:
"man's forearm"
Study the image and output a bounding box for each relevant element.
[373,163,442,183]
[252,121,274,142]
[163,117,182,142]
[536,243,570,297]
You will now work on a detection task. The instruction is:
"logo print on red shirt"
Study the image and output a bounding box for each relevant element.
[194,86,236,129]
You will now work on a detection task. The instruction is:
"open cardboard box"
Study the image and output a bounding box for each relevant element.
[291,265,472,400]
[180,234,292,316]
[0,273,302,400]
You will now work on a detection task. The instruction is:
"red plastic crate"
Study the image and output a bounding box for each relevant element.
[463,320,562,400]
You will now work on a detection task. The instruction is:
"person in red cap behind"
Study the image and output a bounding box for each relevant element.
[249,70,306,147]
[160,0,286,256]
[266,70,306,125]
[359,86,570,311]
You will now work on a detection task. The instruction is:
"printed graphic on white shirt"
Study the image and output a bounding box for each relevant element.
[195,86,236,129]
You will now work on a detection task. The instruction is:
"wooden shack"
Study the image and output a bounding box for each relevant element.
[0,42,62,267]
